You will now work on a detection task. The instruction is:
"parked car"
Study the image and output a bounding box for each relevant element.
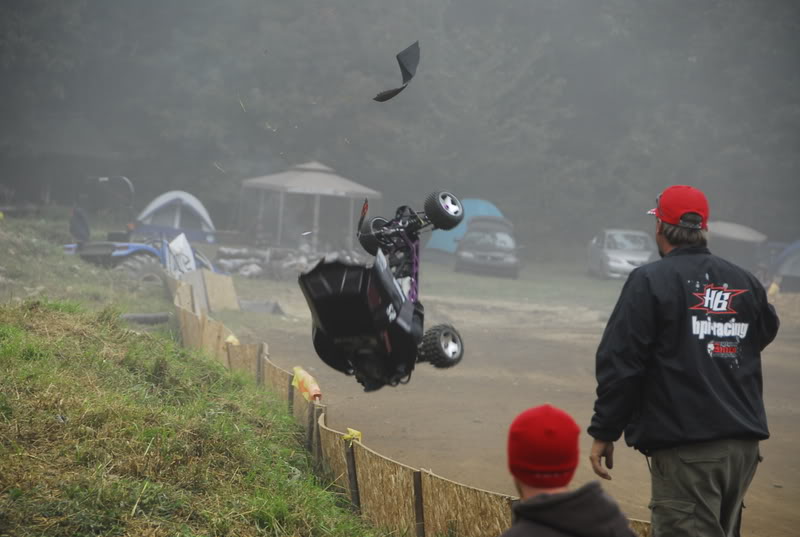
[587,228,656,279]
[454,216,521,278]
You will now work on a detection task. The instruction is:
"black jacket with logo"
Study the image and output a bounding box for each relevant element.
[498,482,637,537]
[588,246,779,453]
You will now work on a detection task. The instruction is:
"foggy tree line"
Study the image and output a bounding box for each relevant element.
[1,0,798,254]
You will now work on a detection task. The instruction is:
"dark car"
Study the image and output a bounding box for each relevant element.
[454,217,521,278]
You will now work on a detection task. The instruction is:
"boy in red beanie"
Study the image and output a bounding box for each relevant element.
[499,404,635,537]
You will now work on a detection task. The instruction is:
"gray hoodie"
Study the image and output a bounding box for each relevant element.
[499,482,637,537]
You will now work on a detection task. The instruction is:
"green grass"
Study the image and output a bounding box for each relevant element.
[0,301,381,536]
[0,214,171,314]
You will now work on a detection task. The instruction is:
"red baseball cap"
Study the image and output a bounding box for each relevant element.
[507,404,580,489]
[648,185,709,230]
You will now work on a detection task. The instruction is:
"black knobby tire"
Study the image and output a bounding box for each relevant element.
[358,217,388,256]
[424,191,464,231]
[419,324,464,368]
[113,253,167,287]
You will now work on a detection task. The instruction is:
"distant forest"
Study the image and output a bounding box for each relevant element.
[1,0,798,252]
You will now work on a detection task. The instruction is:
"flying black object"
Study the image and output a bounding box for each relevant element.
[374,41,420,102]
[298,191,466,391]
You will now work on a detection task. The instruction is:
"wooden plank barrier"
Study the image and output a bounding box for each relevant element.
[227,342,259,377]
[353,441,419,536]
[183,309,204,350]
[202,269,240,312]
[291,366,321,431]
[420,469,514,537]
[311,402,326,464]
[256,343,269,386]
[175,306,192,348]
[264,357,292,406]
[201,316,227,366]
[317,413,349,493]
[293,387,311,427]
[167,282,654,537]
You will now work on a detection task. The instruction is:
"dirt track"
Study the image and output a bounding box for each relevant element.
[233,275,799,537]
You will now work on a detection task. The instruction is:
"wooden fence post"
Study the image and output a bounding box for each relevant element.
[344,440,361,513]
[287,373,294,414]
[256,343,268,387]
[413,470,425,537]
[305,402,316,452]
[312,403,325,465]
[255,347,263,387]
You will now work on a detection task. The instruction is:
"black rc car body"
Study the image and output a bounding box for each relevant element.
[298,192,465,391]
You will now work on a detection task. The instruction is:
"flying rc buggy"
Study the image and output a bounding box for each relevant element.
[298,192,465,391]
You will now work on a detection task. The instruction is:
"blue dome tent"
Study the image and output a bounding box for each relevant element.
[770,240,800,292]
[426,198,504,253]
[135,190,216,243]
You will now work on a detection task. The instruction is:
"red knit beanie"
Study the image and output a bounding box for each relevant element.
[507,404,580,489]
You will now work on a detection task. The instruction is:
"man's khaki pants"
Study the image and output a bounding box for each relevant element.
[648,439,760,537]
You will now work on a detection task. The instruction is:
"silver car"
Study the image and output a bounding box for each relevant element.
[587,229,657,278]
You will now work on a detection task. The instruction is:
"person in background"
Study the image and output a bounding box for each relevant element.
[499,404,636,537]
[588,185,780,536]
[69,194,91,244]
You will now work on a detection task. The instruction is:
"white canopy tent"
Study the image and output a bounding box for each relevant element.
[707,220,767,272]
[707,220,767,243]
[240,161,381,250]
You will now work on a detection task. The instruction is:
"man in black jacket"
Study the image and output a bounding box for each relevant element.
[588,185,780,537]
[500,404,635,537]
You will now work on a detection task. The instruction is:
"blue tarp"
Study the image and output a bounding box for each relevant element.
[774,240,800,278]
[426,198,504,253]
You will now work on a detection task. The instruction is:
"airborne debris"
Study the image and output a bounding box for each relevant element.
[374,41,420,102]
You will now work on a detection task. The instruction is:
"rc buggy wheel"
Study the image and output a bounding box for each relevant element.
[113,254,167,288]
[359,216,388,256]
[419,324,463,368]
[424,191,464,230]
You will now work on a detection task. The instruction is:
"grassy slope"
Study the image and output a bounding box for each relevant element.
[0,213,170,314]
[0,302,379,537]
[0,216,380,536]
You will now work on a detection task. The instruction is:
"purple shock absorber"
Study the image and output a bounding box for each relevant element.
[399,232,420,302]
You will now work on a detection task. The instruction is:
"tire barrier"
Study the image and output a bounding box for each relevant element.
[168,276,652,537]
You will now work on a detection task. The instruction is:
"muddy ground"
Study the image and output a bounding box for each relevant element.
[224,268,798,537]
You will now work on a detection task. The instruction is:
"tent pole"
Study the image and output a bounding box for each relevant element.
[312,194,320,252]
[257,190,266,233]
[348,198,355,250]
[277,191,285,246]
[237,188,245,230]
